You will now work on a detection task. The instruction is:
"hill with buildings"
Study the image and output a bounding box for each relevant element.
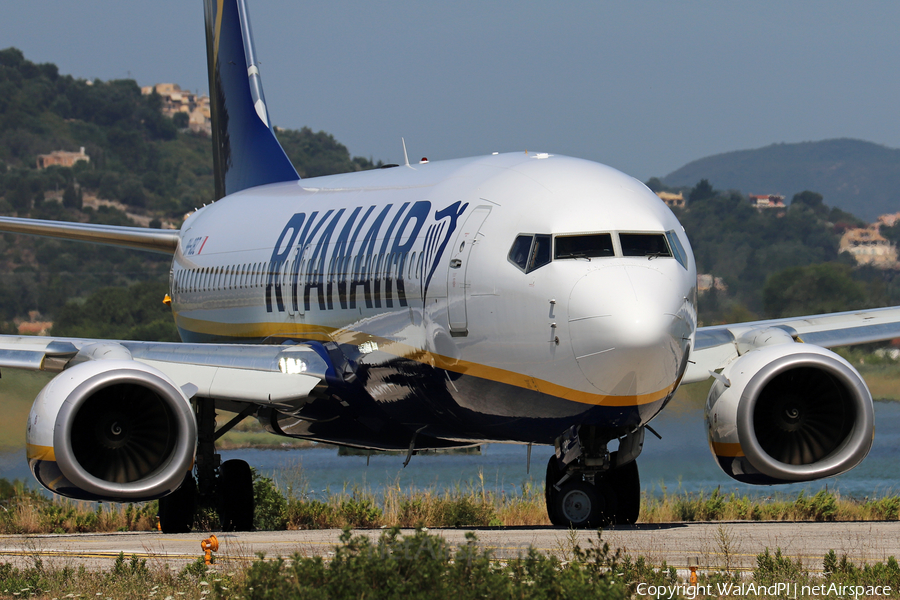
[662,139,900,222]
[0,47,898,337]
[0,48,382,339]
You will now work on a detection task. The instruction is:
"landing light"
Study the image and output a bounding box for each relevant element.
[278,356,307,374]
[358,341,379,354]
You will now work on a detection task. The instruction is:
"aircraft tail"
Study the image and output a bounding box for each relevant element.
[203,0,300,200]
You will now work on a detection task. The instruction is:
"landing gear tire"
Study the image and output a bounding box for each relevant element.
[219,459,254,532]
[554,480,616,528]
[545,456,566,526]
[607,458,641,525]
[158,471,196,534]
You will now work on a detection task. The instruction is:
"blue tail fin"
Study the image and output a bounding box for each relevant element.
[203,0,300,200]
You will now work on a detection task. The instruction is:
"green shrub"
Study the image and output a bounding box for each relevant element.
[235,528,633,599]
[286,499,335,529]
[253,470,287,530]
[339,493,382,527]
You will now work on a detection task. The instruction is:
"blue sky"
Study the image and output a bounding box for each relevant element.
[3,1,899,181]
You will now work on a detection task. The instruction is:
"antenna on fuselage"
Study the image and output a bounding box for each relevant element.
[401,137,410,167]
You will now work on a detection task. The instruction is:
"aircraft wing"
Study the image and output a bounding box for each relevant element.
[0,216,179,254]
[683,305,900,384]
[0,335,330,408]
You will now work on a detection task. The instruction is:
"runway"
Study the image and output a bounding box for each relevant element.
[1,521,899,572]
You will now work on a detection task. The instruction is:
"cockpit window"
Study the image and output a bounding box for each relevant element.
[529,235,551,271]
[509,235,532,270]
[620,233,671,258]
[665,230,689,269]
[508,234,552,273]
[555,234,614,259]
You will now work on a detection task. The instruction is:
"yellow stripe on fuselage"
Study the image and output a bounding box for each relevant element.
[175,313,679,408]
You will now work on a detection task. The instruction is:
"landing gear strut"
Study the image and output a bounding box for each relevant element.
[545,426,644,528]
[158,399,256,533]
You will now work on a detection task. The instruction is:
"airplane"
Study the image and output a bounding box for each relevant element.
[0,0,898,532]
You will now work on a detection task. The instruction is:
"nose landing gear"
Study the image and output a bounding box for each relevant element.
[545,426,643,528]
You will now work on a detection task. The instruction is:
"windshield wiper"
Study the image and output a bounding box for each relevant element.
[558,252,591,261]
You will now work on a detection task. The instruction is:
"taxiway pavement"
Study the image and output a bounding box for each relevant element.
[1,522,898,572]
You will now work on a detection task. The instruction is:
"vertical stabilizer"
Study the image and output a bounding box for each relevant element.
[203,0,300,200]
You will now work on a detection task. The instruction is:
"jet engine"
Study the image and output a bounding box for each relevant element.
[706,343,873,484]
[26,360,196,501]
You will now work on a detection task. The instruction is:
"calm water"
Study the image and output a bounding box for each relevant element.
[2,401,898,499]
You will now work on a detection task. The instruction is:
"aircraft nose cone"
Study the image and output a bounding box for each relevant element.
[567,265,687,398]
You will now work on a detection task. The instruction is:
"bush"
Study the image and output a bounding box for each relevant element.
[235,528,632,599]
[253,470,287,531]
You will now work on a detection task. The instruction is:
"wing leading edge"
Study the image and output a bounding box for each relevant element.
[0,336,330,406]
[685,305,900,384]
[0,217,179,254]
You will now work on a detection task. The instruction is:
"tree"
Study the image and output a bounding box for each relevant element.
[763,263,868,318]
[172,112,189,129]
[688,179,715,203]
[51,280,178,341]
[7,177,32,212]
[791,190,827,217]
[644,177,664,192]
[62,182,82,209]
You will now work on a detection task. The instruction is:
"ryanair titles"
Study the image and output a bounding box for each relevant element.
[266,200,468,313]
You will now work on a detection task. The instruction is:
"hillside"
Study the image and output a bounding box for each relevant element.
[0,48,382,335]
[0,48,896,336]
[662,139,900,222]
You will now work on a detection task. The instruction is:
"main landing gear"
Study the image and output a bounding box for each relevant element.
[545,426,643,528]
[158,399,256,533]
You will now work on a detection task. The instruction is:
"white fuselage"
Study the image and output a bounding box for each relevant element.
[169,152,697,446]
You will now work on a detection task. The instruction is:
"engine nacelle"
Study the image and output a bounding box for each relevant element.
[706,344,873,484]
[26,360,196,501]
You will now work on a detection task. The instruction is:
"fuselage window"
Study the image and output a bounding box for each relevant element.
[555,234,615,259]
[620,233,672,258]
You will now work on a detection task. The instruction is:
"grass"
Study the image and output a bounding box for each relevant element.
[0,370,53,452]
[640,487,900,523]
[0,551,242,600]
[2,469,900,536]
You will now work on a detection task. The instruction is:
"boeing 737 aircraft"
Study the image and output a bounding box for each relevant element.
[0,0,898,532]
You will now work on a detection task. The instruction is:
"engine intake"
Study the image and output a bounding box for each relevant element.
[706,344,873,484]
[28,360,196,501]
